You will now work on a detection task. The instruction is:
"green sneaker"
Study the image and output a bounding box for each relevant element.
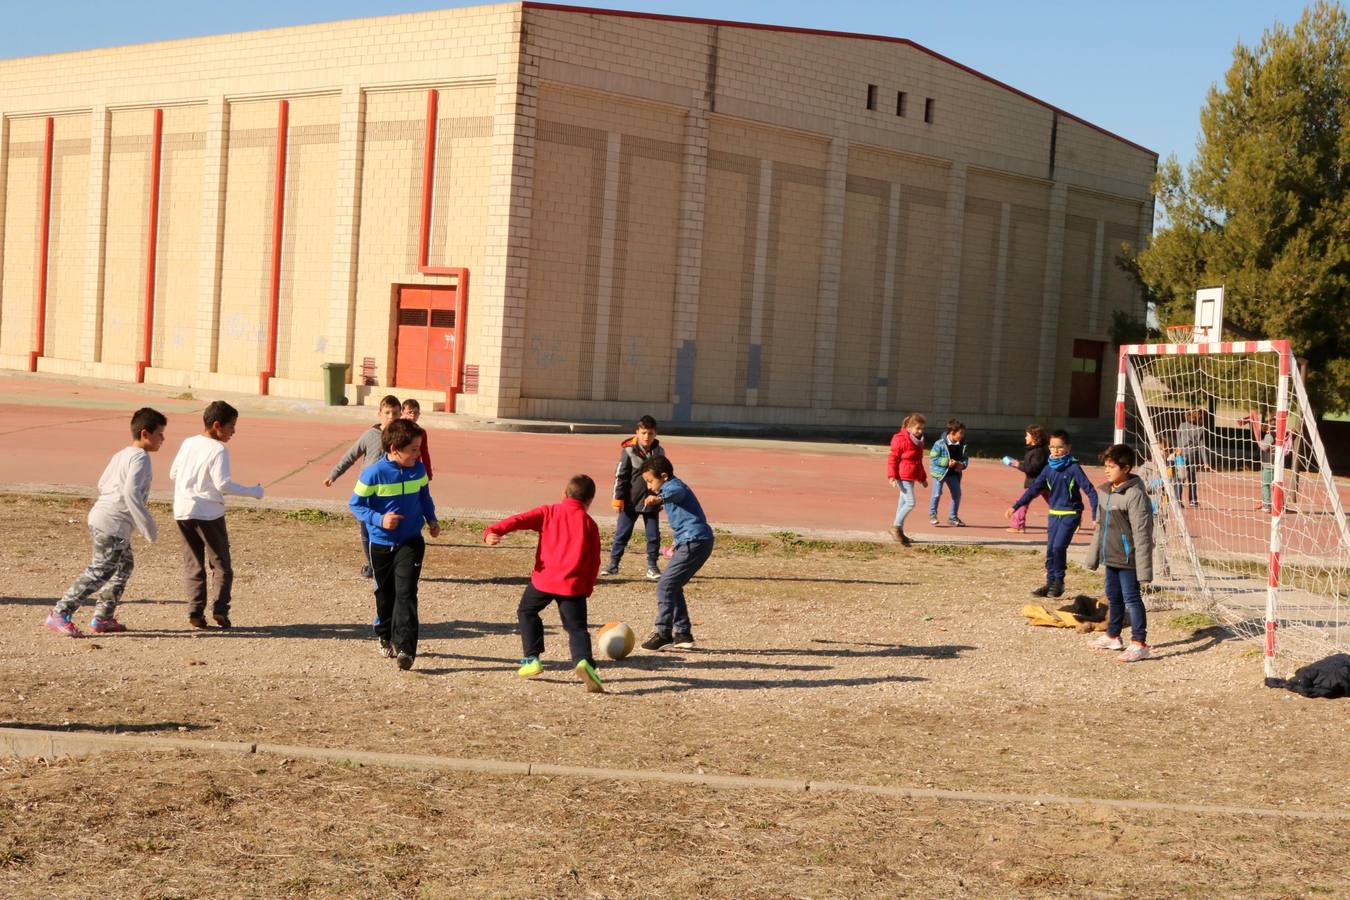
[574,658,605,693]
[517,656,543,678]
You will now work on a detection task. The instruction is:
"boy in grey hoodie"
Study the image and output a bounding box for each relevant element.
[1085,444,1154,662]
[326,394,400,577]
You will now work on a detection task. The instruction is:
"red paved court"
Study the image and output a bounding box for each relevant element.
[0,374,1096,546]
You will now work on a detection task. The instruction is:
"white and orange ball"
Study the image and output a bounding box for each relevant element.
[597,621,636,660]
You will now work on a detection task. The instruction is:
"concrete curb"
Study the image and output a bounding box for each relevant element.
[3,727,1347,821]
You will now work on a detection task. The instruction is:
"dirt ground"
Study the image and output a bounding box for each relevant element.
[2,494,1348,897]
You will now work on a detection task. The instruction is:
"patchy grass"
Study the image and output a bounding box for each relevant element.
[283,508,340,524]
[1169,612,1219,632]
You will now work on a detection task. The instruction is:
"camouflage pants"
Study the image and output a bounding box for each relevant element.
[57,527,134,619]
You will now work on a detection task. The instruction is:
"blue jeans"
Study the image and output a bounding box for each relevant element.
[1104,565,1147,644]
[611,506,660,569]
[1044,513,1081,583]
[892,480,917,528]
[655,538,713,636]
[928,474,962,518]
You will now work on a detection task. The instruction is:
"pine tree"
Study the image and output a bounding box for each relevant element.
[1135,1,1350,412]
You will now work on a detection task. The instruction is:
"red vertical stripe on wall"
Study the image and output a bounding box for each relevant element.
[260,99,289,395]
[29,117,54,372]
[136,108,164,383]
[418,89,439,271]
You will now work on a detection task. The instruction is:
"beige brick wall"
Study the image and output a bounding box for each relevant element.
[1,117,44,360]
[155,105,206,373]
[46,115,90,362]
[0,3,1155,426]
[101,109,153,367]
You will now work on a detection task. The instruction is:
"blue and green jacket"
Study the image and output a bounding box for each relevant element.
[349,456,437,546]
[929,435,968,482]
[1012,455,1098,520]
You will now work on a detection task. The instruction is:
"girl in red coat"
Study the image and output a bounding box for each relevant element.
[887,413,929,545]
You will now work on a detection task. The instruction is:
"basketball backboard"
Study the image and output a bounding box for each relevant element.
[1194,285,1224,341]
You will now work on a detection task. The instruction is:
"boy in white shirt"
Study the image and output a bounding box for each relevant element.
[45,408,168,637]
[169,401,264,629]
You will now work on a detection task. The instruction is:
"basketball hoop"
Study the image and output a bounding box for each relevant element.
[1165,324,1211,344]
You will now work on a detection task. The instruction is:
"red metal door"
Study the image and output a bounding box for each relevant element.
[394,286,458,391]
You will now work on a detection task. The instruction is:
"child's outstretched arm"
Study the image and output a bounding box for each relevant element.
[483,506,547,544]
[209,450,263,499]
[1009,468,1050,511]
[326,436,366,486]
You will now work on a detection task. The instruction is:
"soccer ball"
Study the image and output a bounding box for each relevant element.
[597,621,636,660]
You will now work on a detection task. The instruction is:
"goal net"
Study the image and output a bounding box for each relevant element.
[1115,338,1350,678]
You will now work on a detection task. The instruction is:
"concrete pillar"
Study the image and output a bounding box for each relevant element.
[0,114,9,329]
[745,158,773,407]
[1035,182,1069,417]
[874,183,900,411]
[589,131,622,401]
[80,105,111,363]
[669,103,708,422]
[195,96,229,374]
[1087,218,1105,333]
[931,161,967,413]
[985,201,1012,414]
[811,135,848,412]
[477,10,537,417]
[326,85,365,374]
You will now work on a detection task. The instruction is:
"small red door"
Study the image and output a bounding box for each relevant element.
[394,286,459,391]
[1069,339,1105,418]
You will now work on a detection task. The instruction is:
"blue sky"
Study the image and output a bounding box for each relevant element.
[0,0,1313,168]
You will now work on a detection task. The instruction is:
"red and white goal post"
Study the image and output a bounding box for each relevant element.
[1114,333,1350,679]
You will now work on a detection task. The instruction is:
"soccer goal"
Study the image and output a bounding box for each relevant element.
[1114,331,1350,678]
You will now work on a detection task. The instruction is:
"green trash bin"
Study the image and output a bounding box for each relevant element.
[321,362,350,406]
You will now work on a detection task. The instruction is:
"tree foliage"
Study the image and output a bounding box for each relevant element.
[1134,1,1350,413]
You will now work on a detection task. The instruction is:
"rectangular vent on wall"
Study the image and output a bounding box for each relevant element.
[430,310,455,329]
[463,364,479,394]
[399,308,429,327]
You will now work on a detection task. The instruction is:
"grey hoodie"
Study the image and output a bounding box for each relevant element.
[1085,473,1154,582]
[329,425,385,482]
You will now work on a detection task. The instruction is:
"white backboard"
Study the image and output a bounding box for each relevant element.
[1194,285,1224,341]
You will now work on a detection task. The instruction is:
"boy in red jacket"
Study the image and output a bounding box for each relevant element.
[483,475,605,692]
[886,413,929,545]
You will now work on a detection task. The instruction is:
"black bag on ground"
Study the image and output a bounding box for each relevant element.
[1265,653,1350,698]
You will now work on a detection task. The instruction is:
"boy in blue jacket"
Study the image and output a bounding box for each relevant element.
[349,418,440,670]
[637,456,713,651]
[1006,429,1097,598]
[928,418,968,526]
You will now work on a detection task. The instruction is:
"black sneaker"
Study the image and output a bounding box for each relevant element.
[599,563,619,576]
[672,632,695,649]
[641,631,673,651]
[378,638,396,659]
[1030,584,1052,598]
[1048,581,1065,598]
[360,564,373,579]
[948,517,966,527]
[396,651,414,671]
[212,613,232,630]
[188,614,209,629]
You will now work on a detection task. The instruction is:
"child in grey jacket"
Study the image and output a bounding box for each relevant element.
[325,394,400,577]
[1086,444,1155,662]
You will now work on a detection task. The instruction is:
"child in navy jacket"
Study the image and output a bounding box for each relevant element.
[483,475,605,693]
[1007,430,1098,598]
[349,418,439,670]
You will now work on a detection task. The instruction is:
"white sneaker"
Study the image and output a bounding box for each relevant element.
[1089,634,1124,651]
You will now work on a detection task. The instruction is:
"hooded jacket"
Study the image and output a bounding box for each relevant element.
[613,436,665,510]
[1085,474,1154,581]
[887,429,927,482]
[1012,456,1099,520]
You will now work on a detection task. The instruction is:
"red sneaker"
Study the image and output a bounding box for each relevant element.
[90,617,127,634]
[44,612,82,637]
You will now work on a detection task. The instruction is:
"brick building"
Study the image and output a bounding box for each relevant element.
[0,2,1155,427]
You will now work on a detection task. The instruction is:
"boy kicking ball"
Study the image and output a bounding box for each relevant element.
[483,475,605,693]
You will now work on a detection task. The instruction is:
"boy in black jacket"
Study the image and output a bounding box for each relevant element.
[601,415,665,580]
